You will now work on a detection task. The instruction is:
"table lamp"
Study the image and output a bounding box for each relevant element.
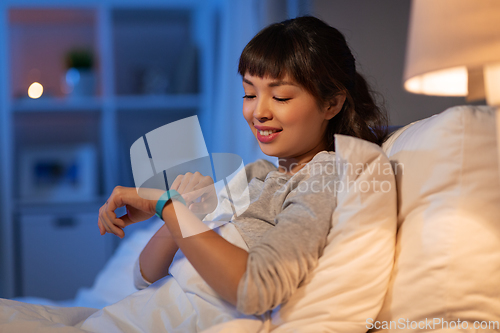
[403,0,500,175]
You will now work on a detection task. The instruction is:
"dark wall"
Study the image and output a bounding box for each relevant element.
[312,0,471,126]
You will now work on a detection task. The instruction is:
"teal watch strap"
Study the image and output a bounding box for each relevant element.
[155,189,186,219]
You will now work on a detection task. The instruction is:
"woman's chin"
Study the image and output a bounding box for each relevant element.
[257,144,276,156]
[258,144,284,158]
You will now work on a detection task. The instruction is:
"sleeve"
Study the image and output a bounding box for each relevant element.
[133,257,153,290]
[236,170,338,315]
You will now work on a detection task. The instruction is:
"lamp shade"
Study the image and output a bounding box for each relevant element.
[404,0,500,99]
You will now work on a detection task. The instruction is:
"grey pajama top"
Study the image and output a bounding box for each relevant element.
[134,151,339,316]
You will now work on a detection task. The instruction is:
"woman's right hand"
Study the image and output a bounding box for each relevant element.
[98,186,162,238]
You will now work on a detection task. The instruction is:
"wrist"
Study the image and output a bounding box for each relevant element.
[155,190,186,220]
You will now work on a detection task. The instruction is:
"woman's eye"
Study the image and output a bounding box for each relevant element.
[243,94,256,99]
[274,97,291,103]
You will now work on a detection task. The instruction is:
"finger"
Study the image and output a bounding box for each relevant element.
[100,213,115,235]
[103,192,130,237]
[97,218,104,235]
[105,194,119,216]
[104,213,125,237]
[190,195,217,214]
[201,175,215,186]
[171,175,184,191]
[115,213,135,227]
[103,217,124,238]
[99,215,112,234]
[189,202,206,213]
[98,206,106,235]
[185,172,204,194]
[110,207,126,229]
[115,227,125,239]
[190,176,215,197]
[101,205,124,237]
[183,175,213,202]
[200,191,219,212]
[177,172,194,194]
[183,184,210,204]
[200,190,216,202]
[103,221,124,238]
[113,218,126,229]
[103,203,118,229]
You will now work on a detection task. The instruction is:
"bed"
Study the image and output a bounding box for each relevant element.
[1,129,398,332]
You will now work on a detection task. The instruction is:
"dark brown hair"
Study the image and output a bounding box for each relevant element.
[238,16,388,149]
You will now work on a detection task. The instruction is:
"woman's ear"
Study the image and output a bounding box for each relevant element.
[324,92,346,120]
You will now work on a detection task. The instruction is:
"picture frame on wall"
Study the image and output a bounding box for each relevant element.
[19,144,97,203]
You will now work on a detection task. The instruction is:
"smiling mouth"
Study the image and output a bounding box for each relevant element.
[257,129,282,136]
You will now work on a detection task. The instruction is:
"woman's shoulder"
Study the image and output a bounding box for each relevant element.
[310,150,336,163]
[288,151,337,183]
[299,150,336,173]
[244,159,278,183]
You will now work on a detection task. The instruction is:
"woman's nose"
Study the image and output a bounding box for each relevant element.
[253,98,273,121]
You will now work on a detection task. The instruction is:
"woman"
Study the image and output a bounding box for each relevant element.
[98,15,388,317]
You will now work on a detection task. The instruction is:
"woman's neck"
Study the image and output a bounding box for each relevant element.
[277,142,328,175]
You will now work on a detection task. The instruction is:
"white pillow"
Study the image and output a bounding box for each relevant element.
[270,134,398,333]
[374,106,500,332]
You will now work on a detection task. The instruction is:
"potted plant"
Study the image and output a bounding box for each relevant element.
[64,48,96,97]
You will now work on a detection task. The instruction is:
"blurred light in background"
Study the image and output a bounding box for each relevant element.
[404,66,468,96]
[28,82,43,99]
[403,0,500,104]
[485,62,500,105]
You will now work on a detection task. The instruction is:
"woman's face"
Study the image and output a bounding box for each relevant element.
[242,74,337,164]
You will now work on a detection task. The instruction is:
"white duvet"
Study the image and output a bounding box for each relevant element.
[0,223,269,333]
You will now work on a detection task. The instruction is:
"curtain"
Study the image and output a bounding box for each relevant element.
[204,0,311,166]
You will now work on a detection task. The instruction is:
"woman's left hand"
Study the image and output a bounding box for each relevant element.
[171,172,218,217]
[98,186,163,238]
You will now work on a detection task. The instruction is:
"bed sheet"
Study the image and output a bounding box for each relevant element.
[1,222,268,333]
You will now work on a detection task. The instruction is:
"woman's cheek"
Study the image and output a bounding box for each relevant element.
[277,105,300,125]
[242,103,253,123]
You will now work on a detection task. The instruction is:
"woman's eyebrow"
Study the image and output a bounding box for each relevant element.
[242,78,297,87]
[268,80,296,87]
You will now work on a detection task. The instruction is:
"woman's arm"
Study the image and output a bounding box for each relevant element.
[99,177,247,304]
[138,224,179,284]
[160,200,248,306]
